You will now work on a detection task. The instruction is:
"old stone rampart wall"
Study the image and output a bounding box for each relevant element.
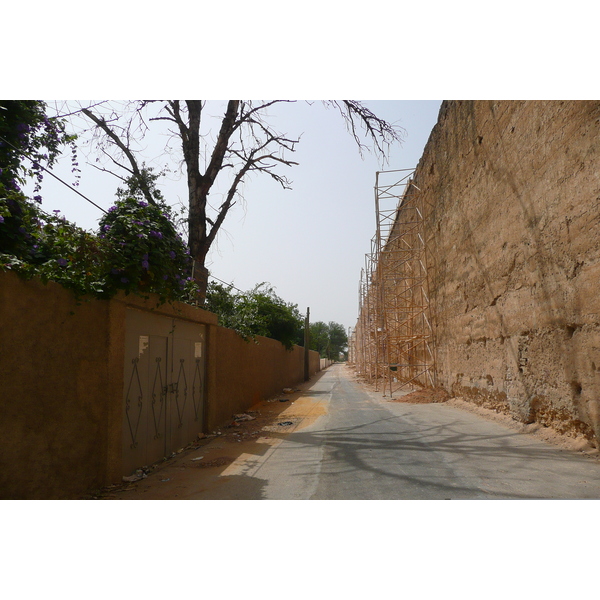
[412,100,600,442]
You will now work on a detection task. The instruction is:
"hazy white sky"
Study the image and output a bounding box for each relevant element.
[6,0,596,584]
[25,100,442,331]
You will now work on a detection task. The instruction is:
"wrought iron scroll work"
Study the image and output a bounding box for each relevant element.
[174,358,188,428]
[151,356,166,440]
[192,359,203,422]
[125,358,143,449]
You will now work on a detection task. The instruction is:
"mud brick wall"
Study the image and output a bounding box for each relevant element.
[413,101,600,443]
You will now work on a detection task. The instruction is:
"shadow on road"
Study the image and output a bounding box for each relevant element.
[260,412,600,499]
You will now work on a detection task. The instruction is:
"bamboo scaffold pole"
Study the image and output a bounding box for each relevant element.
[353,169,435,397]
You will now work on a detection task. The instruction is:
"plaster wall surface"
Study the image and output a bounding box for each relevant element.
[0,271,118,498]
[208,326,320,431]
[412,100,600,442]
[0,270,320,498]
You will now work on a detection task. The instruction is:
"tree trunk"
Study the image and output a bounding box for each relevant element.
[188,175,209,300]
[184,100,240,303]
[193,260,209,302]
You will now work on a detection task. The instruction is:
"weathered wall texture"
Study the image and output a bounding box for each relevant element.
[0,272,121,499]
[0,270,321,498]
[208,327,320,430]
[413,100,600,442]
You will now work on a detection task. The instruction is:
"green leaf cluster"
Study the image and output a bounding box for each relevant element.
[98,195,195,302]
[0,100,78,200]
[310,321,348,360]
[0,189,197,304]
[0,101,197,304]
[206,281,304,350]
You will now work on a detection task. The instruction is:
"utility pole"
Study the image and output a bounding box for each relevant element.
[304,307,310,381]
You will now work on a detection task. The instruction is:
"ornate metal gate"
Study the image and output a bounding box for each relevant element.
[122,309,206,475]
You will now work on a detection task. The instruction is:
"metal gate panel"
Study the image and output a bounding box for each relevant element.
[145,336,169,463]
[168,320,206,452]
[122,309,206,476]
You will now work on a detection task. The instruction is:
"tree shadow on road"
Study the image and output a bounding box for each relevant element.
[262,412,600,499]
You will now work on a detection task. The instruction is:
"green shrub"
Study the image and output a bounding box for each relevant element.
[0,191,198,304]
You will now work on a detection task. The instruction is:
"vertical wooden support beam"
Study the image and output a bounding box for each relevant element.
[304,307,310,381]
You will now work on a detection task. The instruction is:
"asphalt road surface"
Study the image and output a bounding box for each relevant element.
[115,363,600,500]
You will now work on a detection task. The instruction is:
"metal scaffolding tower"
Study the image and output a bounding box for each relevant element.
[352,169,435,397]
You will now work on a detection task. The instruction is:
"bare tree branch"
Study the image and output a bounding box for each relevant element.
[323,100,405,160]
[98,146,134,175]
[82,107,156,205]
[88,162,128,182]
[52,100,111,119]
[81,99,401,301]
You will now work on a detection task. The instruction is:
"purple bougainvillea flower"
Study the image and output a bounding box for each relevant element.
[169,251,176,259]
[102,225,111,232]
[57,258,68,267]
[53,209,60,214]
[141,260,149,270]
[138,201,148,208]
[121,277,129,284]
[33,195,42,203]
[0,216,4,223]
[108,205,117,212]
[137,233,144,238]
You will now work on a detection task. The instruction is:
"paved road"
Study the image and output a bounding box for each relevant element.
[115,363,600,500]
[238,364,600,499]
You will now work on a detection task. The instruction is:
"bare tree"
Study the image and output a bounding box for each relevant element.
[81,100,404,299]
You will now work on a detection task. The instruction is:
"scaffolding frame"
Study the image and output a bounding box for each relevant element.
[351,169,435,397]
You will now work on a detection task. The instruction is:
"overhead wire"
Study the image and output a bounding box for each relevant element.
[0,134,108,214]
[2,133,245,294]
[208,274,245,293]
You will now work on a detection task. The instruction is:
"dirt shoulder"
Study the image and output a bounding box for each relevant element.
[85,370,331,500]
[346,364,600,461]
[445,396,600,459]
